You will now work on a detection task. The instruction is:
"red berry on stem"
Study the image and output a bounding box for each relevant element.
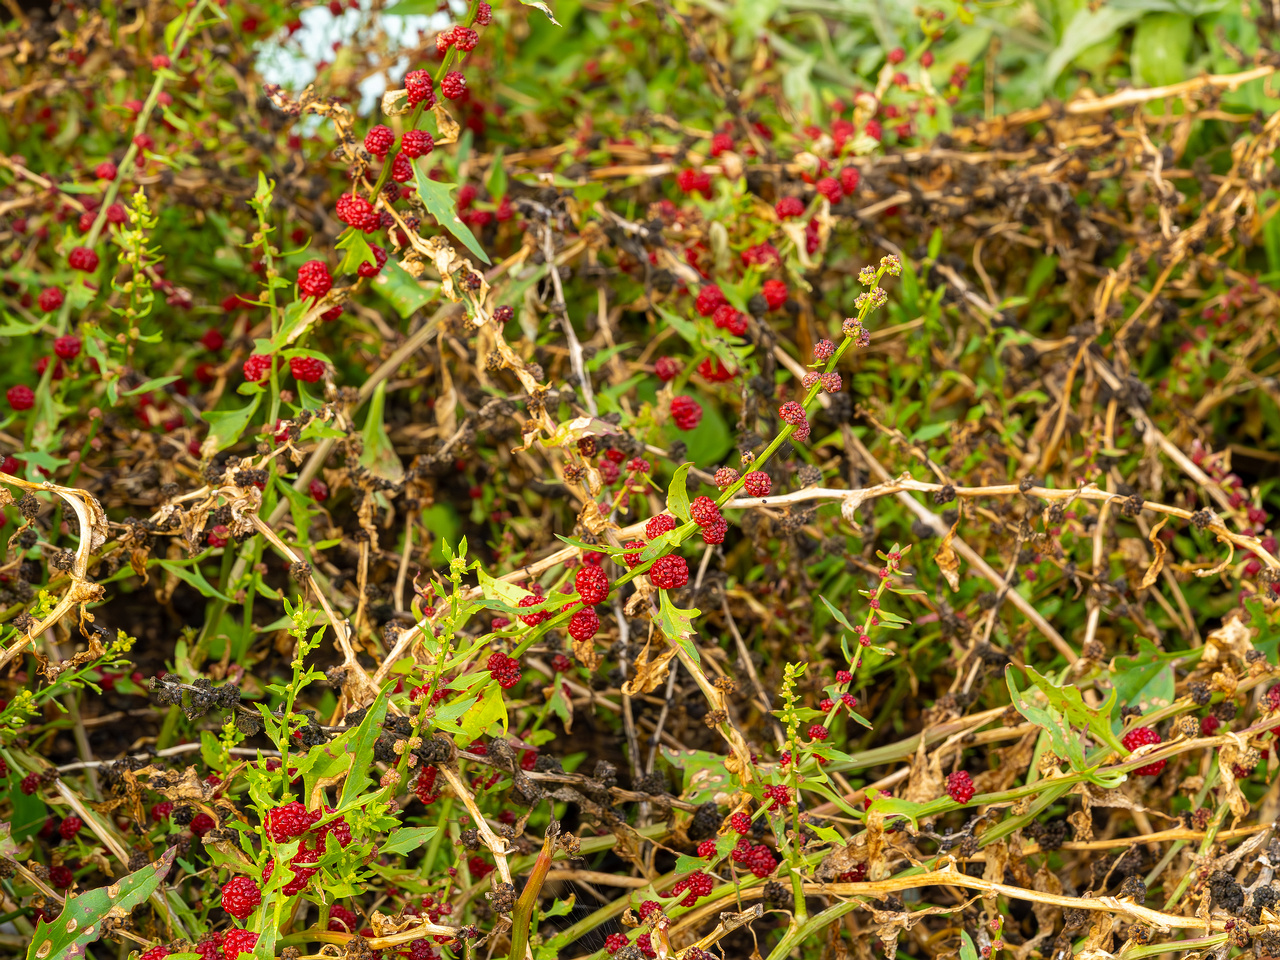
[441,71,467,100]
[670,395,702,430]
[568,606,600,642]
[1121,726,1166,776]
[289,356,325,383]
[646,514,678,539]
[401,129,434,158]
[654,356,680,381]
[404,70,435,107]
[38,288,64,312]
[650,555,688,590]
[298,260,332,298]
[68,247,98,272]
[221,876,262,920]
[945,770,974,803]
[364,124,395,156]
[575,566,609,605]
[242,354,272,382]
[7,386,35,411]
[742,472,771,497]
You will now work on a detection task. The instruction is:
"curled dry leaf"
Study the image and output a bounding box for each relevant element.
[1139,516,1168,589]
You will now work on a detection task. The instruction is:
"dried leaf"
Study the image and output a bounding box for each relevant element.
[1138,517,1168,589]
[934,508,962,591]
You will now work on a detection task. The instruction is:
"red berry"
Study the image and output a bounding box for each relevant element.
[646,514,678,539]
[819,698,835,712]
[816,177,842,204]
[518,594,548,626]
[575,566,609,605]
[328,904,358,932]
[814,339,835,361]
[7,386,35,411]
[945,770,975,804]
[764,784,791,809]
[709,132,733,157]
[289,356,326,383]
[357,244,388,279]
[742,472,771,497]
[697,839,717,858]
[308,479,329,502]
[223,929,258,960]
[694,285,725,317]
[887,47,905,64]
[809,724,829,741]
[440,71,466,100]
[568,606,600,642]
[1201,715,1220,737]
[298,260,332,298]
[453,27,478,51]
[190,812,215,836]
[53,335,81,360]
[638,900,660,920]
[1122,726,1166,776]
[38,288,64,312]
[492,304,514,324]
[670,395,702,430]
[398,132,433,164]
[714,467,739,488]
[335,193,379,233]
[650,555,689,590]
[487,651,522,688]
[59,815,82,839]
[474,0,492,23]
[404,70,435,107]
[133,133,155,151]
[654,356,681,381]
[729,811,751,834]
[140,947,172,960]
[839,167,860,195]
[690,496,721,527]
[364,124,395,156]
[841,693,858,710]
[391,153,414,182]
[775,196,805,219]
[701,517,728,545]
[551,653,573,672]
[265,801,317,843]
[621,541,645,568]
[762,279,788,310]
[105,203,127,225]
[779,400,806,425]
[921,51,934,67]
[95,161,118,181]
[68,246,98,272]
[605,933,629,955]
[243,354,272,382]
[221,876,262,920]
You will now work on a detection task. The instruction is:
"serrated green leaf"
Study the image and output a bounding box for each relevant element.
[338,689,389,809]
[28,848,176,960]
[410,164,491,264]
[656,590,700,664]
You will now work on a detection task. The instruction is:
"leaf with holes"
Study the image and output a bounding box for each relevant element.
[28,847,176,960]
[411,162,491,264]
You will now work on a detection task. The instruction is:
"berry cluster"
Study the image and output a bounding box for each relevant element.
[669,869,714,907]
[220,876,262,920]
[487,652,521,688]
[670,395,702,430]
[649,555,689,590]
[730,838,777,877]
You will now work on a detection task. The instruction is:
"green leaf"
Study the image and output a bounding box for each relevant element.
[120,375,181,397]
[203,395,261,453]
[382,0,436,12]
[1110,638,1178,721]
[661,746,733,805]
[459,681,508,742]
[486,147,508,201]
[960,932,980,960]
[156,559,235,603]
[411,164,491,264]
[360,381,405,484]
[28,848,176,960]
[1043,7,1142,91]
[381,826,440,856]
[371,259,435,319]
[819,595,856,633]
[1023,664,1125,755]
[338,689,389,810]
[666,461,692,522]
[656,590,700,664]
[1007,666,1083,768]
[654,306,701,347]
[336,230,376,275]
[1131,12,1192,87]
